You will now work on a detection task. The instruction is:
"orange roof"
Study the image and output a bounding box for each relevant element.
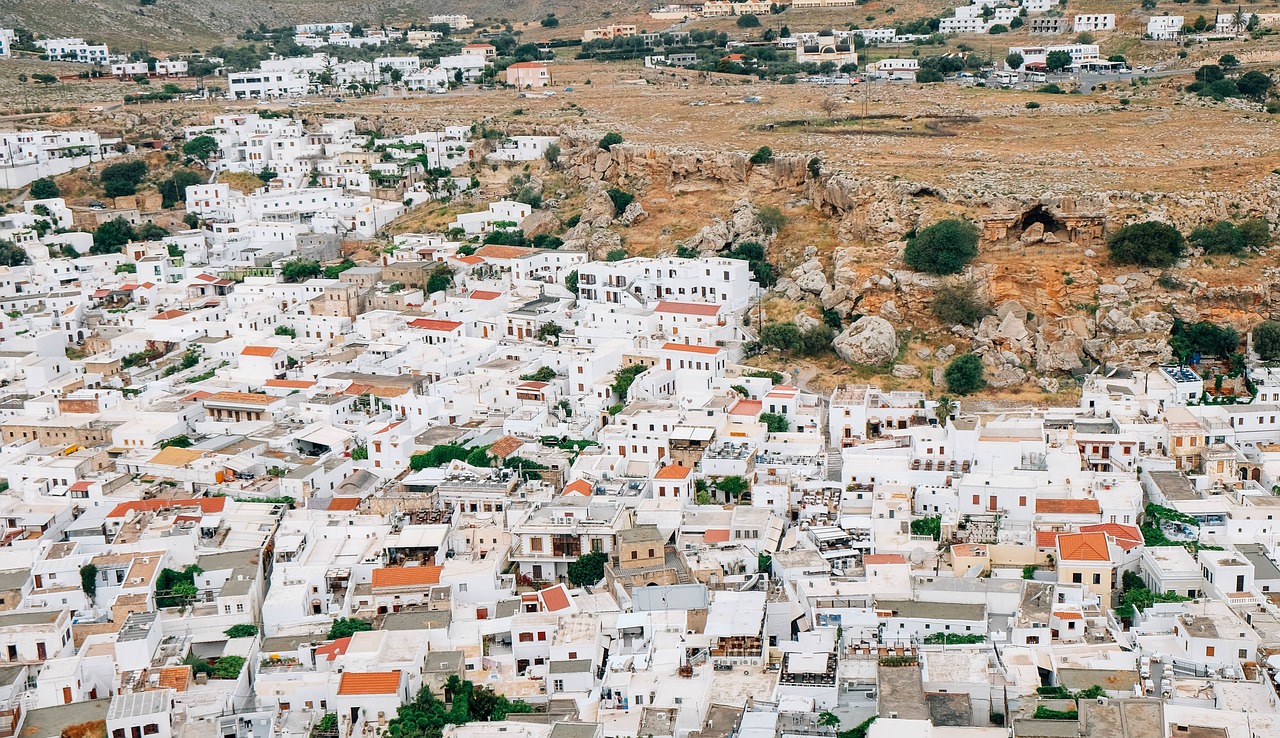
[328,497,361,511]
[468,290,502,301]
[704,529,730,543]
[864,554,907,565]
[315,636,351,661]
[452,254,484,265]
[1053,611,1083,620]
[1080,523,1144,549]
[337,670,402,695]
[155,666,191,692]
[1036,531,1061,549]
[1036,499,1101,515]
[539,583,571,612]
[265,379,315,389]
[371,566,443,589]
[655,301,721,316]
[407,318,463,332]
[563,479,593,497]
[341,383,410,398]
[69,481,93,492]
[107,497,226,519]
[1057,532,1111,563]
[730,399,763,416]
[152,310,187,320]
[475,244,538,259]
[661,342,720,355]
[654,464,692,480]
[241,346,281,357]
[489,435,525,459]
[205,391,278,406]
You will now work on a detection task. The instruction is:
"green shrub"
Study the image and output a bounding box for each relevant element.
[944,354,986,395]
[904,219,980,275]
[1107,221,1184,267]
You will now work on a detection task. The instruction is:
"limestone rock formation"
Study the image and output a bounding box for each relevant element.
[834,317,899,365]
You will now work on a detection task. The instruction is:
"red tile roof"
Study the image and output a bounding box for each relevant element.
[1036,531,1061,549]
[371,566,443,589]
[474,244,538,259]
[864,554,907,565]
[661,342,720,355]
[406,318,463,332]
[452,255,484,265]
[107,497,226,519]
[563,479,592,497]
[654,464,692,480]
[152,310,187,320]
[539,583,572,612]
[489,435,525,459]
[265,379,315,389]
[1057,532,1111,563]
[315,636,351,661]
[468,290,502,301]
[328,497,361,511]
[241,346,281,357]
[730,399,763,416]
[1036,499,1101,515]
[1080,523,1144,550]
[69,481,93,492]
[1053,611,1083,620]
[337,670,402,695]
[704,529,730,544]
[655,301,721,316]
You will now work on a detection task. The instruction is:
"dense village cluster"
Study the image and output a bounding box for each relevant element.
[2,0,1280,736]
[0,106,1273,738]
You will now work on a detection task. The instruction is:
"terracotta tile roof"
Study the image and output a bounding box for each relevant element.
[156,666,191,692]
[1053,611,1083,620]
[704,529,730,544]
[341,383,410,398]
[407,318,463,332]
[730,399,763,416]
[516,381,548,390]
[474,244,538,259]
[107,497,226,519]
[328,497,361,511]
[468,290,502,301]
[489,435,525,459]
[241,346,281,357]
[1036,499,1101,515]
[654,464,692,480]
[563,479,592,497]
[1036,531,1061,549]
[337,670,402,695]
[205,391,279,406]
[539,583,571,612]
[315,636,351,661]
[864,554,907,565]
[661,342,720,355]
[1080,523,1144,549]
[371,566,443,589]
[265,379,315,389]
[195,274,216,282]
[1057,532,1111,563]
[375,421,403,435]
[452,255,484,265]
[655,301,721,316]
[152,310,188,320]
[69,481,93,492]
[183,391,213,401]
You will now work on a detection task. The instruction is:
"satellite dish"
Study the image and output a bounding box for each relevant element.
[910,548,927,565]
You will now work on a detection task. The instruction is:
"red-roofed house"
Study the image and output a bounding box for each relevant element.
[506,61,551,88]
[332,670,407,730]
[405,318,464,345]
[1057,532,1118,602]
[563,479,593,497]
[654,301,731,347]
[238,345,287,381]
[704,529,730,544]
[538,583,574,613]
[370,566,445,613]
[652,464,693,502]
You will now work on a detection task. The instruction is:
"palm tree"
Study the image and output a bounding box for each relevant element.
[934,395,956,425]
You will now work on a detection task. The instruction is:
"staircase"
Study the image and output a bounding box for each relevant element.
[825,446,843,483]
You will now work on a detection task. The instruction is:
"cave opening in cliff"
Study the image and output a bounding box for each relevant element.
[1010,204,1065,239]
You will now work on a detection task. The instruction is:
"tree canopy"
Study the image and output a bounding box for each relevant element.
[944,354,986,395]
[903,219,980,275]
[1107,221,1185,267]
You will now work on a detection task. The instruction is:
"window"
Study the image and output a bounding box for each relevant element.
[530,538,543,552]
[519,632,534,642]
[537,631,547,641]
[1092,574,1101,585]
[1205,646,1215,657]
[553,680,564,691]
[1072,573,1083,584]
[1239,649,1249,659]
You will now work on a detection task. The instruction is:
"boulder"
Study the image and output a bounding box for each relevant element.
[834,316,899,365]
[892,364,921,379]
[795,312,822,332]
[618,201,648,226]
[581,187,617,223]
[997,311,1029,342]
[795,270,829,295]
[880,300,903,323]
[1138,311,1175,333]
[1100,308,1140,335]
[1020,222,1045,243]
[520,210,560,238]
[1037,376,1061,393]
[988,365,1029,389]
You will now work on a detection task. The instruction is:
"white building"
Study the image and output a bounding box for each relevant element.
[0,29,15,59]
[1147,16,1184,40]
[428,15,474,29]
[1073,14,1116,32]
[36,38,109,64]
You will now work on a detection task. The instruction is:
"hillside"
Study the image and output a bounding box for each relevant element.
[0,0,633,50]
